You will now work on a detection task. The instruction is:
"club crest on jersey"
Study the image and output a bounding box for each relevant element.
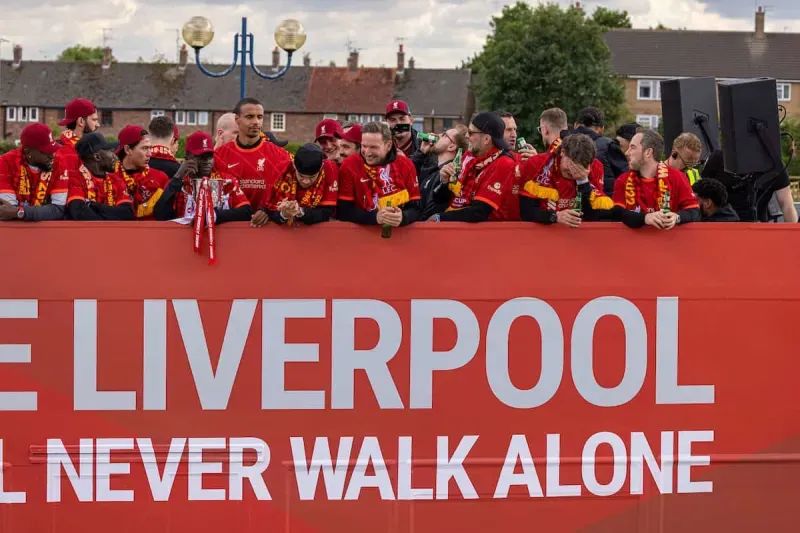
[490,182,502,194]
[202,138,209,149]
[379,167,395,194]
[329,180,338,192]
[257,158,266,172]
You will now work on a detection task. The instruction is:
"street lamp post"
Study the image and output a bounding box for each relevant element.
[182,16,307,100]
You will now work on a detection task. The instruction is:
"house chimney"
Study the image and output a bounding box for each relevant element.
[178,44,188,71]
[408,57,415,70]
[347,50,359,71]
[755,6,766,38]
[303,53,311,67]
[101,47,112,69]
[397,43,405,71]
[272,47,280,69]
[12,44,22,69]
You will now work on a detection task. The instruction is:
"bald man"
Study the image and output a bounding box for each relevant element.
[214,113,238,149]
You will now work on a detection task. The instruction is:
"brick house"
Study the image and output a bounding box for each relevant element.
[0,45,473,144]
[604,7,800,130]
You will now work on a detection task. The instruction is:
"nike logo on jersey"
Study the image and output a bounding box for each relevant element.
[227,163,240,169]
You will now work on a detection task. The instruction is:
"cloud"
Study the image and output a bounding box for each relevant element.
[1,0,799,67]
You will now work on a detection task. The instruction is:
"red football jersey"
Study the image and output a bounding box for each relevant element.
[213,138,291,209]
[115,166,170,219]
[519,152,609,211]
[263,159,339,210]
[612,164,698,213]
[66,166,132,207]
[55,131,82,176]
[448,148,518,221]
[338,153,420,211]
[0,148,69,207]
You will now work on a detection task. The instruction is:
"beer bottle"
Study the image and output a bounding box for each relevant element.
[662,189,671,214]
[452,148,463,182]
[574,191,583,215]
[418,132,439,144]
[381,200,393,239]
[516,137,527,151]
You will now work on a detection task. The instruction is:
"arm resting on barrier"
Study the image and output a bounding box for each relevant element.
[22,204,65,221]
[438,201,493,222]
[336,200,379,225]
[153,178,183,220]
[214,205,253,224]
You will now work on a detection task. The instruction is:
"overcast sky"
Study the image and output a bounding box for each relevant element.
[1,0,799,68]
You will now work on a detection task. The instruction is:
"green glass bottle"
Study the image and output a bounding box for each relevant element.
[381,200,393,239]
[662,189,671,214]
[418,132,439,144]
[574,191,583,215]
[452,148,463,181]
[516,137,527,151]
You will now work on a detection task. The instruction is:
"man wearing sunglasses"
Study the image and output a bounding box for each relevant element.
[416,125,469,216]
[429,112,517,222]
[666,132,703,185]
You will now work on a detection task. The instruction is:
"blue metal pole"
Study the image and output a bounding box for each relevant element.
[239,17,247,100]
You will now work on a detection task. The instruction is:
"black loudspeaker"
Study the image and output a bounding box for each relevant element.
[718,78,781,175]
[661,77,719,159]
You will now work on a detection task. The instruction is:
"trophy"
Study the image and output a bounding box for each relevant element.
[191,177,225,208]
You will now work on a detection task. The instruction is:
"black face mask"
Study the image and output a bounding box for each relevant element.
[391,123,411,135]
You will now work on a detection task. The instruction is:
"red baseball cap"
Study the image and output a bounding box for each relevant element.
[58,98,97,126]
[116,125,148,156]
[186,131,214,156]
[341,123,362,145]
[20,123,59,155]
[314,119,343,142]
[385,100,411,117]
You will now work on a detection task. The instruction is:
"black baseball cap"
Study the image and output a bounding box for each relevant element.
[76,132,118,159]
[294,143,325,175]
[471,112,509,151]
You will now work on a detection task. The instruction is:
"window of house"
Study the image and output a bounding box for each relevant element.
[777,83,792,102]
[175,110,186,125]
[101,110,113,127]
[346,114,359,123]
[636,115,660,129]
[271,113,286,132]
[442,118,455,129]
[413,117,424,131]
[28,108,39,122]
[198,111,209,126]
[5,107,16,122]
[18,107,28,122]
[186,111,197,126]
[323,113,338,120]
[150,110,165,119]
[637,79,662,101]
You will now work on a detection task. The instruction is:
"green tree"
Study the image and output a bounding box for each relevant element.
[591,6,632,30]
[469,2,626,144]
[781,118,800,177]
[57,45,114,63]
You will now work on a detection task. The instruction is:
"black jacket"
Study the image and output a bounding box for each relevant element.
[599,140,629,196]
[418,157,453,217]
[703,204,740,222]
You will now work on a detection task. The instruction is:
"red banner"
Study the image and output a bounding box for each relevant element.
[1,222,799,532]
